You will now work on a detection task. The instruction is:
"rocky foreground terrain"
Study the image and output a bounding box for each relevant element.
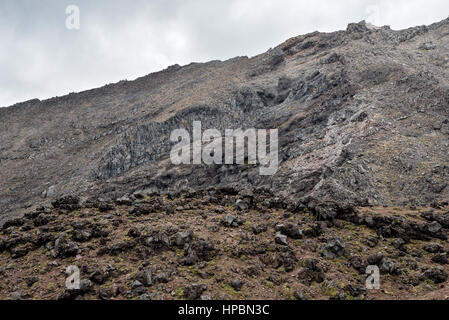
[0,189,449,300]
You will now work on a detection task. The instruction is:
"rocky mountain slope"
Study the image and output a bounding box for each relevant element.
[2,19,449,225]
[2,19,449,300]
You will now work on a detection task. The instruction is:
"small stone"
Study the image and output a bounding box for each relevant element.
[379,259,398,275]
[98,287,111,300]
[131,280,143,289]
[276,223,303,239]
[322,237,346,259]
[89,270,107,285]
[221,215,238,228]
[424,243,443,253]
[115,196,133,206]
[135,269,152,287]
[127,227,141,238]
[230,279,244,291]
[72,230,92,242]
[26,276,39,287]
[80,279,93,293]
[275,232,288,246]
[183,284,206,300]
[293,290,307,300]
[367,252,385,266]
[175,231,194,247]
[139,293,154,300]
[53,234,79,258]
[236,199,249,211]
[427,221,442,235]
[252,224,267,235]
[432,254,449,265]
[422,267,448,284]
[9,291,21,300]
[154,272,170,284]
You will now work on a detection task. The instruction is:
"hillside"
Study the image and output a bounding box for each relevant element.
[1,19,449,300]
[2,19,449,225]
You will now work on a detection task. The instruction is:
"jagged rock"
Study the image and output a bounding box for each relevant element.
[221,215,239,228]
[424,243,443,253]
[51,195,81,212]
[431,254,448,265]
[2,218,25,230]
[79,279,93,293]
[275,233,288,246]
[98,202,114,212]
[229,279,244,291]
[346,20,370,35]
[419,42,436,50]
[349,256,367,274]
[275,223,303,239]
[367,252,385,266]
[131,280,143,289]
[72,230,92,242]
[298,259,325,285]
[89,270,108,285]
[115,196,133,206]
[9,291,21,300]
[127,227,141,238]
[308,201,357,221]
[33,214,52,227]
[98,287,112,300]
[379,259,399,275]
[1,18,449,225]
[293,290,307,300]
[53,234,79,258]
[144,231,171,250]
[322,237,345,259]
[181,239,216,266]
[422,267,448,284]
[25,276,39,287]
[183,284,206,300]
[236,199,249,211]
[252,224,267,235]
[175,231,194,247]
[320,52,344,65]
[135,269,152,287]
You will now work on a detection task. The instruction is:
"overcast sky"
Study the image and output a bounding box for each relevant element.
[1,0,448,107]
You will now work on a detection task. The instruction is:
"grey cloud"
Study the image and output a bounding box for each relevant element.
[1,0,448,107]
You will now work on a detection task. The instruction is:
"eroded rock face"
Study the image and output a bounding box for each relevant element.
[2,19,449,222]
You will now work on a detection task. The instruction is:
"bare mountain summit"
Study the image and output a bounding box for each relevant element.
[2,19,449,222]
